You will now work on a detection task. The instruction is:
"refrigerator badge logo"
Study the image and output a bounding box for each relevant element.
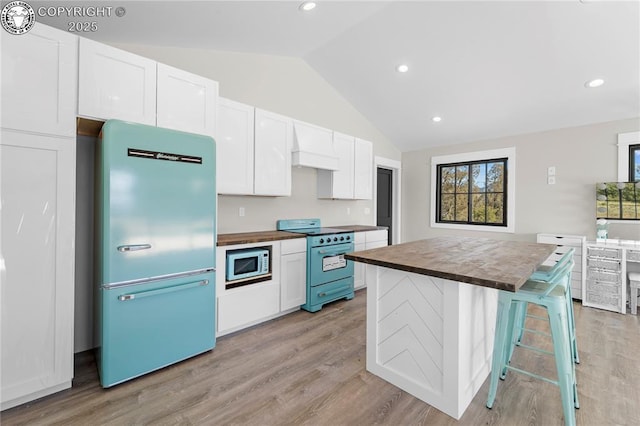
[128,148,202,165]
[1,1,36,35]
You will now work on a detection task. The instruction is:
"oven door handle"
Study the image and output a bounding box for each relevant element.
[318,248,350,256]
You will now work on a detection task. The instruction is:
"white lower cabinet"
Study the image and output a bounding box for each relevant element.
[1,130,76,410]
[354,229,388,290]
[216,242,281,335]
[280,239,307,311]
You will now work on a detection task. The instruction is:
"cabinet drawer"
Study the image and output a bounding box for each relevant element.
[537,235,584,247]
[587,257,621,270]
[281,238,306,255]
[585,291,621,311]
[585,279,620,295]
[586,267,621,283]
[627,250,640,262]
[587,246,621,259]
[366,230,388,243]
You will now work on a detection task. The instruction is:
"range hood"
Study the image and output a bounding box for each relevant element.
[292,120,339,171]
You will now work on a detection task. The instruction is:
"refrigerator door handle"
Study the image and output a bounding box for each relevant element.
[117,279,209,301]
[117,244,152,252]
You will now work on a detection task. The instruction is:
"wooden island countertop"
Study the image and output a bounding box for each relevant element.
[345,236,556,292]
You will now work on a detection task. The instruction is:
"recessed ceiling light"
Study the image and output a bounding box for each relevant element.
[396,64,409,73]
[299,1,316,11]
[432,116,442,123]
[585,78,604,88]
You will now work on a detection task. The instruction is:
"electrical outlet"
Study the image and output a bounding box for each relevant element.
[547,166,556,176]
[548,176,556,185]
[364,207,371,215]
[239,207,245,217]
[347,207,351,215]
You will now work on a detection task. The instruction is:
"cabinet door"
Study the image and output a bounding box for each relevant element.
[1,24,77,136]
[217,98,254,195]
[281,252,307,310]
[157,63,218,136]
[1,130,75,410]
[353,243,366,290]
[254,109,292,196]
[318,132,355,199]
[78,38,156,125]
[354,138,373,199]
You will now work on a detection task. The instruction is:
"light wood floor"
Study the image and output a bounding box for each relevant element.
[2,289,639,425]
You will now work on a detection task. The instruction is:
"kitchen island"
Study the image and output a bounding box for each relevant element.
[345,236,555,420]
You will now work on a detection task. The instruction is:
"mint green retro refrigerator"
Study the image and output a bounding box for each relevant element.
[96,120,216,387]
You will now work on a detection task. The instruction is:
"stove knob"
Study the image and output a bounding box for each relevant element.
[346,236,351,240]
[340,236,344,241]
[333,237,338,242]
[319,238,324,244]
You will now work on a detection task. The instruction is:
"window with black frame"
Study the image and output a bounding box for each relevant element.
[436,158,507,226]
[629,144,640,182]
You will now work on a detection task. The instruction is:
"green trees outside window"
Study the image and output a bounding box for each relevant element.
[596,182,640,220]
[437,158,507,226]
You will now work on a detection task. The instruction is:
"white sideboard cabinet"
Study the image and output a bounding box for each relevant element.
[536,234,586,300]
[78,38,157,125]
[1,131,76,410]
[1,24,77,136]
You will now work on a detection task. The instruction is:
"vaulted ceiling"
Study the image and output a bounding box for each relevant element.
[33,0,640,151]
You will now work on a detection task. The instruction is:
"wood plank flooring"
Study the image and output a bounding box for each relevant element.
[2,289,639,425]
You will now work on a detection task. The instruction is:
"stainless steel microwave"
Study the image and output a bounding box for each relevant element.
[226,248,269,281]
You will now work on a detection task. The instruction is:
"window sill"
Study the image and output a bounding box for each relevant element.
[430,221,514,233]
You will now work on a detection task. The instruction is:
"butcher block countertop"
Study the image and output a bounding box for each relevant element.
[345,236,556,292]
[217,225,387,246]
[217,231,303,246]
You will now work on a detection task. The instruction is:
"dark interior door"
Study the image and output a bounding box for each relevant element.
[377,167,393,245]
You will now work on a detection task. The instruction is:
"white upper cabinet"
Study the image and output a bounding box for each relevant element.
[157,63,218,136]
[1,25,77,136]
[354,138,373,200]
[254,109,293,196]
[317,134,373,200]
[217,100,293,197]
[217,97,255,195]
[317,132,355,199]
[78,38,156,125]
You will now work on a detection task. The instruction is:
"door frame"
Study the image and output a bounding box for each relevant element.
[374,156,402,244]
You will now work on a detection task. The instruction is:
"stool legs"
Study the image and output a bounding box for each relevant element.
[487,291,578,426]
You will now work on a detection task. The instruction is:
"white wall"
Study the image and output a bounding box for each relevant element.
[112,43,401,233]
[402,117,640,243]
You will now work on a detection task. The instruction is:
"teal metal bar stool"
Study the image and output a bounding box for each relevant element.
[487,258,578,426]
[509,248,579,365]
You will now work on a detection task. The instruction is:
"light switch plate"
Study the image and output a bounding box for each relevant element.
[548,166,556,176]
[548,176,556,185]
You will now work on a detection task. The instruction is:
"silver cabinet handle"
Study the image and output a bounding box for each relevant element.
[117,244,152,252]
